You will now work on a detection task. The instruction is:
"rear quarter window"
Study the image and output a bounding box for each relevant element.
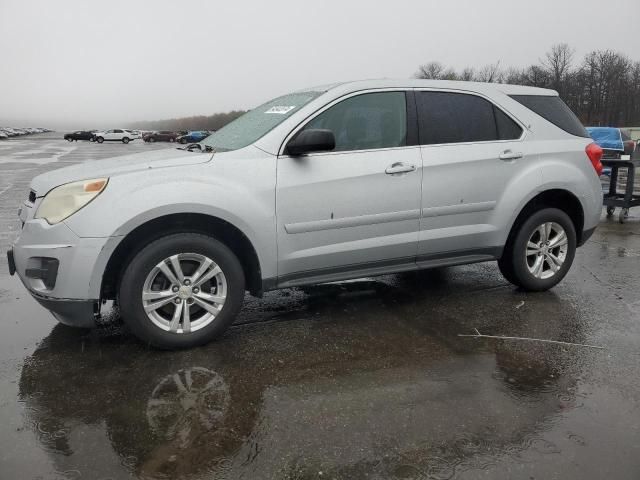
[509,95,589,138]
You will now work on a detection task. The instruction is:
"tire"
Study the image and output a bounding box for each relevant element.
[67,138,73,142]
[498,208,576,291]
[606,206,615,217]
[119,233,245,349]
[90,137,95,142]
[169,137,175,143]
[148,137,155,143]
[122,137,130,144]
[179,138,187,144]
[96,136,104,143]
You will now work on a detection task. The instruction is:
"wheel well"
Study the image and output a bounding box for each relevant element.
[507,189,585,250]
[101,213,263,299]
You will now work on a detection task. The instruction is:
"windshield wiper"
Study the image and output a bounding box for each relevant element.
[177,143,215,154]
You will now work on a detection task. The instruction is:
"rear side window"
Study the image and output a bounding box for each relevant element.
[416,91,522,145]
[509,95,589,138]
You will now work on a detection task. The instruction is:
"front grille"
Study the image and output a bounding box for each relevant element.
[28,190,36,203]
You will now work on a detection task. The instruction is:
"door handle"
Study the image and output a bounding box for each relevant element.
[499,150,523,161]
[385,163,416,175]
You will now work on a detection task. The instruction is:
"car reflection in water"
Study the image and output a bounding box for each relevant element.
[19,268,591,479]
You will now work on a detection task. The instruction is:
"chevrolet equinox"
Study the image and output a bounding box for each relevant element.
[8,80,604,348]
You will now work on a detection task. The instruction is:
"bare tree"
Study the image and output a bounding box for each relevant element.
[475,62,502,83]
[415,61,446,79]
[459,67,475,81]
[409,45,640,126]
[541,43,574,96]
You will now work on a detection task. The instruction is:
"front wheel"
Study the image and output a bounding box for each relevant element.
[169,137,175,143]
[498,208,576,291]
[179,138,187,144]
[122,137,130,144]
[96,136,104,143]
[119,233,245,349]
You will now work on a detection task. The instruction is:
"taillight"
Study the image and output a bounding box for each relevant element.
[585,143,603,176]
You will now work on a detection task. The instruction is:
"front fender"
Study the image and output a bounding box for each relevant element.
[64,157,277,298]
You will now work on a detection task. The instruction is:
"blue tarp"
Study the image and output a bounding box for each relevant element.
[586,127,624,151]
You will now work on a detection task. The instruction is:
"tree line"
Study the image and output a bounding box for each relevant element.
[129,110,245,132]
[415,44,640,127]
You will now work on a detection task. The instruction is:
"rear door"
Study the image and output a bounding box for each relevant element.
[276,90,422,285]
[415,89,528,261]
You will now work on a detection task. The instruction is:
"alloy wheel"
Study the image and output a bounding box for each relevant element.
[142,253,227,334]
[525,222,568,280]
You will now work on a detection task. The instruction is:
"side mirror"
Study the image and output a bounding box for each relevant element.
[285,129,335,156]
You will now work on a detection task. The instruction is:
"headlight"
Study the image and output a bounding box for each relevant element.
[35,178,108,224]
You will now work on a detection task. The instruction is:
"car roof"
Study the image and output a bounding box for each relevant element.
[299,79,557,97]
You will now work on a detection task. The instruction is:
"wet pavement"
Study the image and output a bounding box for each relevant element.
[1,133,640,479]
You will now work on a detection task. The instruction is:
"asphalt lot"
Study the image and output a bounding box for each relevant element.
[1,133,640,479]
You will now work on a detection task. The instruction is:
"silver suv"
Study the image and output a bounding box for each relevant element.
[8,80,604,349]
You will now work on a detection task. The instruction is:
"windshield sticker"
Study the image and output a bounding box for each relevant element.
[265,106,296,114]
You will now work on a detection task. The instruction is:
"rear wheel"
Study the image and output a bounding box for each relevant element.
[119,233,245,349]
[498,208,576,291]
[169,137,175,143]
[122,137,130,144]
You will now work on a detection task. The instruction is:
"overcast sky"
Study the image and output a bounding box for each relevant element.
[1,0,638,128]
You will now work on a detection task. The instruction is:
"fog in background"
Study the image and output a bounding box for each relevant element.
[1,0,638,129]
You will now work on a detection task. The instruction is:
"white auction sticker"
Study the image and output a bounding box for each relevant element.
[265,106,296,114]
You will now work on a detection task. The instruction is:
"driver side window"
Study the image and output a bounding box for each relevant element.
[303,92,407,152]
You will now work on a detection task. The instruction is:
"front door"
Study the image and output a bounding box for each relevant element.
[276,91,422,286]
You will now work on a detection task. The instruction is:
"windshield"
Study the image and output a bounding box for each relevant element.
[201,91,323,152]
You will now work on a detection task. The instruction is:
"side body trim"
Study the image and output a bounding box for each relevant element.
[284,209,421,234]
[265,246,502,290]
[422,201,497,218]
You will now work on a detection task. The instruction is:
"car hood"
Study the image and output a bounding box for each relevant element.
[31,148,213,195]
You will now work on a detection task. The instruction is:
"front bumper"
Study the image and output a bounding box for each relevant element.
[9,219,112,328]
[31,291,98,328]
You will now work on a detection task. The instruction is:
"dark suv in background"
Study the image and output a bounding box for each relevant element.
[143,131,178,143]
[64,130,96,142]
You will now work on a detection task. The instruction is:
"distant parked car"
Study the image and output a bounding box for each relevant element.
[94,129,139,144]
[586,127,636,159]
[176,130,210,144]
[64,131,96,142]
[143,130,178,143]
